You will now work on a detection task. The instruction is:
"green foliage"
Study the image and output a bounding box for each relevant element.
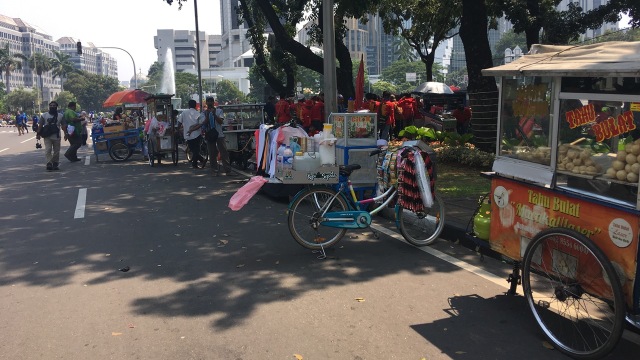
[371,80,397,95]
[64,71,122,111]
[493,29,528,56]
[55,91,76,109]
[215,79,246,104]
[174,71,198,108]
[443,132,475,147]
[380,59,430,86]
[5,87,38,113]
[435,144,495,169]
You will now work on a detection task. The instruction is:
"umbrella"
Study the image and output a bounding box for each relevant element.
[103,89,152,108]
[412,81,454,95]
[354,54,365,111]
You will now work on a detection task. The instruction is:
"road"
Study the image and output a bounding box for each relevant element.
[0,130,638,360]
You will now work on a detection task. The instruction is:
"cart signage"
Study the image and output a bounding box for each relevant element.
[565,103,636,142]
[512,84,549,116]
[489,178,638,302]
[348,115,376,138]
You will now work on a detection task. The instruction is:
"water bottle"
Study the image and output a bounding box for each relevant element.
[277,144,286,169]
[283,145,294,169]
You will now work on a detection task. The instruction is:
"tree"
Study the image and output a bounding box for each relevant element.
[378,0,461,82]
[371,80,397,95]
[5,87,38,113]
[393,37,417,62]
[174,71,198,108]
[55,91,76,109]
[215,79,246,104]
[493,29,528,57]
[0,42,24,93]
[64,71,121,111]
[50,51,76,91]
[14,52,52,107]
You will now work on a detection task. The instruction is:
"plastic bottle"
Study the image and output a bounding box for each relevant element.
[283,146,294,169]
[276,144,286,169]
[290,137,301,154]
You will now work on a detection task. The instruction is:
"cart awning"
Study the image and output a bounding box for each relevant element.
[482,41,640,77]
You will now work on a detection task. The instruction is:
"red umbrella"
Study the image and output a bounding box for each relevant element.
[354,54,365,111]
[103,89,152,108]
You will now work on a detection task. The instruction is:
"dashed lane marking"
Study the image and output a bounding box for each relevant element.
[74,188,87,219]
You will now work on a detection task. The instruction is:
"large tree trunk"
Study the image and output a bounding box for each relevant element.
[460,0,499,152]
[524,0,542,49]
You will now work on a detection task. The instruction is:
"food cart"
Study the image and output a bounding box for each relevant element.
[91,126,143,162]
[218,103,265,169]
[146,94,178,167]
[473,41,640,359]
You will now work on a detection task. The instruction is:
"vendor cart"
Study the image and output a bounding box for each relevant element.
[218,103,265,169]
[471,41,640,359]
[91,126,144,162]
[145,93,179,167]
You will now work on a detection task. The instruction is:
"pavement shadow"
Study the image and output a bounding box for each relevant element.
[410,293,640,359]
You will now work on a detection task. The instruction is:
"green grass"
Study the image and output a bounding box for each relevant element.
[436,162,491,199]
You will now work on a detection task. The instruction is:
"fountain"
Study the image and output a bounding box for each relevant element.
[159,48,176,95]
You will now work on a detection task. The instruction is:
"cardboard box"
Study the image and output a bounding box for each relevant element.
[159,136,173,150]
[95,141,108,151]
[104,124,125,133]
[277,165,340,184]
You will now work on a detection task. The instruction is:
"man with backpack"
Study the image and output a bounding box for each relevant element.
[36,101,64,171]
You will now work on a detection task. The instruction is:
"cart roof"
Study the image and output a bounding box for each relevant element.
[482,41,640,77]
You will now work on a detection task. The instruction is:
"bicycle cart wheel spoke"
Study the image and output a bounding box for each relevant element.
[522,228,625,360]
[288,188,347,250]
[398,193,445,246]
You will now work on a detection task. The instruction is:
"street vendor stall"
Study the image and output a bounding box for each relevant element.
[473,41,640,359]
[218,103,265,170]
[145,94,178,167]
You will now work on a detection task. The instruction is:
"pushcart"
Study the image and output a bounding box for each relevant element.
[145,94,179,167]
[218,103,265,170]
[91,127,144,162]
[470,41,640,359]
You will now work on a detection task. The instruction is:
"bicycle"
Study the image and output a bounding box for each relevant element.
[287,145,445,256]
[184,134,209,168]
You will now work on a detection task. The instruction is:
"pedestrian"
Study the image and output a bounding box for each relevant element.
[32,114,39,133]
[452,104,472,134]
[21,111,29,133]
[36,101,64,171]
[310,95,325,131]
[204,96,236,176]
[15,111,25,135]
[62,102,83,162]
[178,99,205,168]
[113,107,124,121]
[275,94,292,124]
[80,111,89,146]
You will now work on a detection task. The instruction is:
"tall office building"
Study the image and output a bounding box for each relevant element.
[218,0,252,68]
[0,13,120,102]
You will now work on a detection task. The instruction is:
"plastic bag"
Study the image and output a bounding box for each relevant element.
[414,149,433,208]
[67,124,75,135]
[228,176,268,211]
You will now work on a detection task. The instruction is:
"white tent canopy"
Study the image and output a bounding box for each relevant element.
[482,41,640,77]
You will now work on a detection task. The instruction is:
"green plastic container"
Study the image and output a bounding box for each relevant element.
[473,200,492,241]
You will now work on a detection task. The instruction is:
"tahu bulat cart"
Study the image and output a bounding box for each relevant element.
[469,41,640,359]
[218,103,265,170]
[145,93,179,167]
[91,125,144,162]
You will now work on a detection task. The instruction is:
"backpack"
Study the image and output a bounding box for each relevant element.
[203,110,219,142]
[39,114,60,138]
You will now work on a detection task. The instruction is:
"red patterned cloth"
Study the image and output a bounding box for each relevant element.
[397,149,435,213]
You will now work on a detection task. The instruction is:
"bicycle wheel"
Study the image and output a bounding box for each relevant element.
[287,187,348,250]
[397,192,445,246]
[197,140,209,168]
[172,137,179,165]
[108,141,131,162]
[522,228,625,360]
[148,140,155,167]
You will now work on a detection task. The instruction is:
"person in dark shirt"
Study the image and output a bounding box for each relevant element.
[264,96,276,124]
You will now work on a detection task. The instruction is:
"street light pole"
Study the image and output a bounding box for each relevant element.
[193,0,204,110]
[96,46,137,89]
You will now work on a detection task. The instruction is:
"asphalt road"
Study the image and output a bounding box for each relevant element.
[1,128,638,360]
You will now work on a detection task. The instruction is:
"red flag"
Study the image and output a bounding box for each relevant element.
[354,54,365,110]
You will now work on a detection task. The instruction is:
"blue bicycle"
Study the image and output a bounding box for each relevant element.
[287,147,445,250]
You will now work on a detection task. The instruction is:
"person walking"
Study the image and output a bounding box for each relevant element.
[204,97,236,176]
[179,99,205,168]
[36,101,64,171]
[15,111,25,136]
[63,102,83,162]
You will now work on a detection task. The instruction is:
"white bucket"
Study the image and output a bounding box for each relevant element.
[294,152,322,171]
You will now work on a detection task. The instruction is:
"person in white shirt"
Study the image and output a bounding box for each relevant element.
[179,99,205,168]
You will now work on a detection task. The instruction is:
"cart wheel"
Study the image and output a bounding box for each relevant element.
[109,142,132,162]
[185,146,192,162]
[148,141,155,167]
[172,146,178,165]
[522,228,625,360]
[197,140,208,168]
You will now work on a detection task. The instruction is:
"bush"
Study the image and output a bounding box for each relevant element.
[434,144,495,169]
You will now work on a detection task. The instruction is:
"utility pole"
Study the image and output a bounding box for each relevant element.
[322,0,338,118]
[193,0,204,111]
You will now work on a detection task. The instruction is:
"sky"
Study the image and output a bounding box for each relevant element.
[0,0,221,83]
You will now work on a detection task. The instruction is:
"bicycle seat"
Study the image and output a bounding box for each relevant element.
[339,164,361,177]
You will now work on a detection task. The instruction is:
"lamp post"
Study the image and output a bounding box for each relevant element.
[193,0,204,112]
[92,46,137,89]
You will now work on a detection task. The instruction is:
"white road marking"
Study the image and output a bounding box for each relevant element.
[0,148,8,153]
[74,188,87,219]
[84,155,90,165]
[20,136,36,143]
[370,223,640,345]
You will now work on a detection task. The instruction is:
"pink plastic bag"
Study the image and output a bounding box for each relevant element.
[228,176,268,211]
